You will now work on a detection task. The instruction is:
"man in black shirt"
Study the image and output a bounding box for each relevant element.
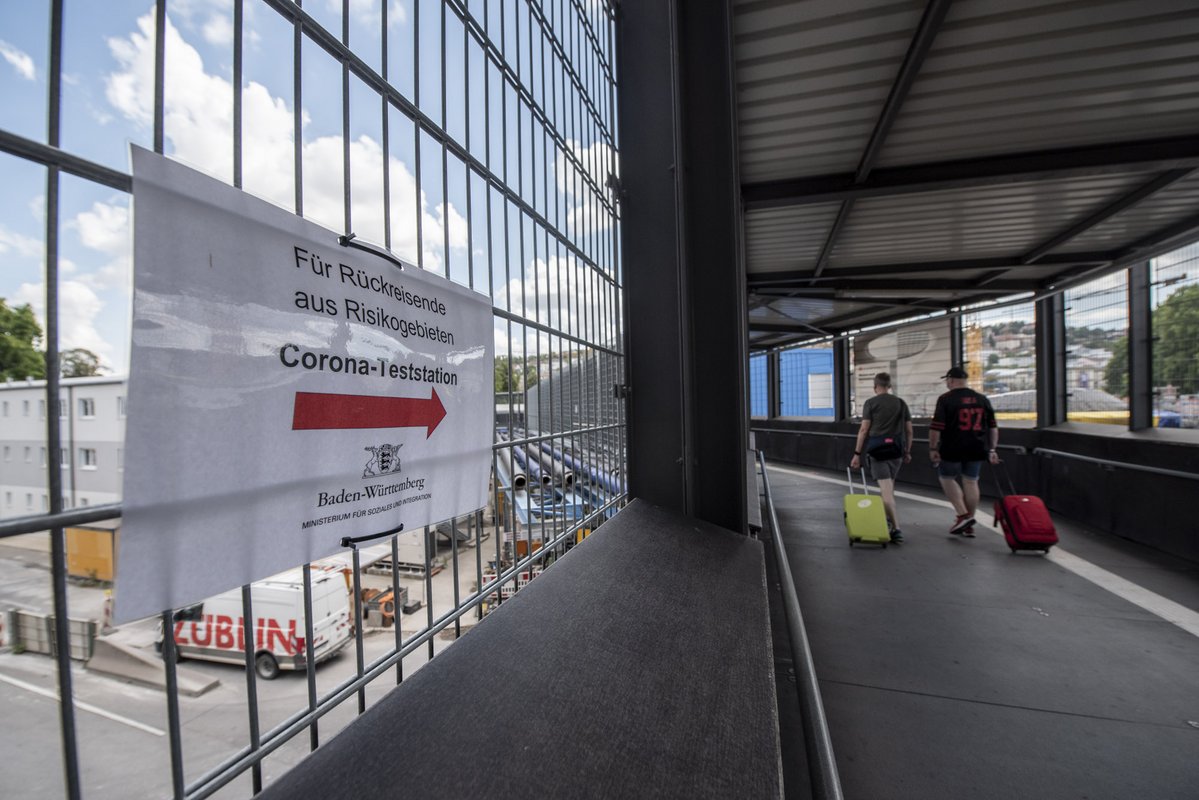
[928,366,1000,535]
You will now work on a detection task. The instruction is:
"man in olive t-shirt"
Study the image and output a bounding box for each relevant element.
[850,372,913,543]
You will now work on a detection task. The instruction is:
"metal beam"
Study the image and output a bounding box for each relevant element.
[747,253,1112,286]
[812,199,853,279]
[0,128,131,192]
[743,135,1199,209]
[1119,208,1199,259]
[812,0,950,280]
[822,279,1039,292]
[751,291,946,312]
[1036,210,1199,291]
[1022,169,1194,264]
[856,0,952,182]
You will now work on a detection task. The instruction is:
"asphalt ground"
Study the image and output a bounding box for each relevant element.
[766,463,1199,800]
[0,537,481,800]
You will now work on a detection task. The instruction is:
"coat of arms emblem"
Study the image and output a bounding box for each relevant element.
[363,443,403,477]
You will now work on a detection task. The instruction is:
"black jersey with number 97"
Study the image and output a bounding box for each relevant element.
[930,388,997,462]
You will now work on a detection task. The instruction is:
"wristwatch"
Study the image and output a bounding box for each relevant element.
[853,451,862,456]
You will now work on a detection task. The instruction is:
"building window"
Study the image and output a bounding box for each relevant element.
[42,495,48,511]
[61,448,69,468]
[25,493,33,511]
[39,399,46,418]
[60,399,67,417]
[80,448,98,469]
[5,492,11,508]
[79,398,96,418]
[3,445,9,462]
[24,446,32,463]
[118,395,126,417]
[40,447,47,466]
[808,373,834,410]
[23,400,30,416]
[2,400,8,416]
[80,497,89,507]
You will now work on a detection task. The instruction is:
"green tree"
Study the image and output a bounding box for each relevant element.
[1104,284,1199,397]
[60,348,105,377]
[0,298,46,380]
[1153,284,1199,394]
[495,356,541,393]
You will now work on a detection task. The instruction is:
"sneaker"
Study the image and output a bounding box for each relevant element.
[962,520,977,538]
[950,514,975,535]
[890,529,904,544]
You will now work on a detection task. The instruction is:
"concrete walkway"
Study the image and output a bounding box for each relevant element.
[767,463,1199,800]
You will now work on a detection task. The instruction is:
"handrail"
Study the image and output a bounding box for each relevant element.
[757,451,844,800]
[0,503,122,540]
[750,427,1027,454]
[1032,448,1199,482]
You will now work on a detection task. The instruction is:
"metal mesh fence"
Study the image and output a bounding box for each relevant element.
[961,301,1037,423]
[0,1,621,797]
[1151,243,1199,428]
[1064,271,1129,424]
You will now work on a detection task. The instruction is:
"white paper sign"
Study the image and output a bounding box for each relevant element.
[115,147,493,622]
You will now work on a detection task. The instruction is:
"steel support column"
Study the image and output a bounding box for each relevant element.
[1128,263,1153,431]
[619,0,747,532]
[950,319,964,368]
[768,350,781,419]
[1036,294,1067,428]
[833,339,851,422]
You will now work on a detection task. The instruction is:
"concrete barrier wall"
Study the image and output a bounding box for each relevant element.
[10,610,96,660]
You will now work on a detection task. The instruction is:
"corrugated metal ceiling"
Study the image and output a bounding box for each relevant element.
[736,0,1199,349]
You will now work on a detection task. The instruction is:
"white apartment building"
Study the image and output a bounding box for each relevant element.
[0,375,127,519]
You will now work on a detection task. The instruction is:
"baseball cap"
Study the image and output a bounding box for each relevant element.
[940,366,968,379]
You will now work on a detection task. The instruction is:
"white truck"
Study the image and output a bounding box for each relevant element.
[163,568,352,679]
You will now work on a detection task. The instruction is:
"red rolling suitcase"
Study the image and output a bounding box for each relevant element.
[991,461,1058,553]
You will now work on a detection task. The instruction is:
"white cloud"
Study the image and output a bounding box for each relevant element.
[0,225,43,259]
[495,255,610,356]
[340,0,404,27]
[0,39,35,81]
[14,280,114,365]
[202,14,234,47]
[65,201,132,291]
[557,139,617,238]
[106,10,466,275]
[389,1,408,26]
[73,202,129,258]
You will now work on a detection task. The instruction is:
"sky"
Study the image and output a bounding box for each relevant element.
[0,0,618,375]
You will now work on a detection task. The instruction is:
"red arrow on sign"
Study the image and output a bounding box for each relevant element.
[292,388,447,438]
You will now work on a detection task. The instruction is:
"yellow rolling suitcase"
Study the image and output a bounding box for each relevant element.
[844,468,890,547]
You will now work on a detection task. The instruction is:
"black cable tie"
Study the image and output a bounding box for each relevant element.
[337,232,406,271]
[340,523,405,549]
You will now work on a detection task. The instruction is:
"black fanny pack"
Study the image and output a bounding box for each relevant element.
[867,436,904,460]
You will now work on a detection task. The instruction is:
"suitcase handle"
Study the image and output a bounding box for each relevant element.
[845,467,872,495]
[990,459,1019,497]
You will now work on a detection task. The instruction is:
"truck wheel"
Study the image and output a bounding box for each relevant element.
[255,652,280,680]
